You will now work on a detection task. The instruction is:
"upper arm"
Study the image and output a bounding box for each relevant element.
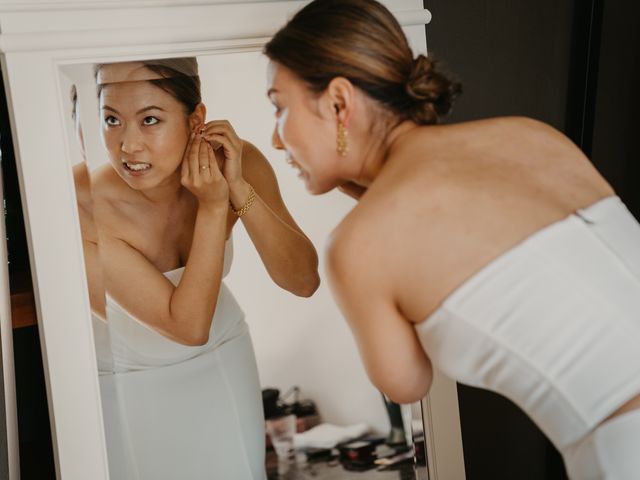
[91,182,189,343]
[97,228,181,340]
[326,225,433,403]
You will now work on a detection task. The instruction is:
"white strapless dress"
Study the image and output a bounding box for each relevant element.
[96,238,266,479]
[415,196,640,479]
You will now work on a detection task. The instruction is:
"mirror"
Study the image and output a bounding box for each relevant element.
[59,51,427,478]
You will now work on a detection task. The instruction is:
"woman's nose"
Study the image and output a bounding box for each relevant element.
[120,126,144,154]
[271,125,284,150]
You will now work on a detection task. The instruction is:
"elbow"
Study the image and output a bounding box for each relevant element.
[293,272,321,297]
[382,385,431,405]
[277,255,321,297]
[371,370,433,404]
[178,330,210,347]
[167,316,211,346]
[165,302,214,346]
[294,244,320,297]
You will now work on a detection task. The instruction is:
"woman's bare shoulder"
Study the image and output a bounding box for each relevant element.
[89,165,140,231]
[466,116,577,148]
[240,139,266,167]
[329,186,412,262]
[422,116,567,140]
[90,164,131,203]
[241,138,260,155]
[462,115,557,132]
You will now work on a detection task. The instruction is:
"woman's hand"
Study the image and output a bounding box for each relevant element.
[200,120,244,189]
[181,131,229,208]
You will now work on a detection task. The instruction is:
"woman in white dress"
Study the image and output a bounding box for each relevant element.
[264,0,640,478]
[90,58,319,479]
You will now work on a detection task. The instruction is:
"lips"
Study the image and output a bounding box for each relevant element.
[285,155,303,174]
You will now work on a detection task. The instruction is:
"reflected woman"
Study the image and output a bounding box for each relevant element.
[91,58,319,479]
[264,0,640,478]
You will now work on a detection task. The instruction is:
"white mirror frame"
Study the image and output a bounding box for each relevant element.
[0,1,463,479]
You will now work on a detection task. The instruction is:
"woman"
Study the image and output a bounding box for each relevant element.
[90,58,319,479]
[264,0,640,477]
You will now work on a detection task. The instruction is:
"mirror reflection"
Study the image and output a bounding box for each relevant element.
[60,53,425,479]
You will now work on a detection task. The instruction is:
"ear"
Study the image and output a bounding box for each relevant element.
[325,77,355,127]
[188,103,206,130]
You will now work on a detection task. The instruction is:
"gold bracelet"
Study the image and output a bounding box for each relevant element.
[230,184,256,217]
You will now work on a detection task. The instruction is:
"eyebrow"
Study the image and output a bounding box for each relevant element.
[101,105,166,115]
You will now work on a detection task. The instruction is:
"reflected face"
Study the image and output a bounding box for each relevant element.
[267,62,341,195]
[97,63,192,191]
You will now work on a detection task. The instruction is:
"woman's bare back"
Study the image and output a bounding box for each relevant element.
[349,116,614,324]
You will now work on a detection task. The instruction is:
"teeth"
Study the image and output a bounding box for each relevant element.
[124,162,151,171]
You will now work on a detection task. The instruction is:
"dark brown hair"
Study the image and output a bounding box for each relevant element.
[94,57,202,114]
[264,0,461,125]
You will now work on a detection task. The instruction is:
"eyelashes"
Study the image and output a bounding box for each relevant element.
[103,116,161,127]
[104,115,120,127]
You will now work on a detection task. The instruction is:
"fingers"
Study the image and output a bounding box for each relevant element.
[181,132,196,185]
[201,120,237,138]
[204,141,222,177]
[192,135,204,182]
[179,126,230,205]
[204,133,234,159]
[198,133,210,177]
[201,120,242,153]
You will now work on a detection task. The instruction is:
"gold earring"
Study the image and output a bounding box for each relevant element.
[337,121,348,156]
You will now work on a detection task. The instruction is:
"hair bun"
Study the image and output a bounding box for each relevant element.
[405,54,462,124]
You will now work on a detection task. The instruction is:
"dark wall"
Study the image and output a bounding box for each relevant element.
[424,0,575,130]
[590,0,640,219]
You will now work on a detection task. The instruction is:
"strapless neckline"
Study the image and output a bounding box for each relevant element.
[418,195,621,326]
[413,193,640,452]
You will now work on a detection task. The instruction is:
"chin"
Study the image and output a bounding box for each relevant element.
[303,176,339,196]
[305,182,334,196]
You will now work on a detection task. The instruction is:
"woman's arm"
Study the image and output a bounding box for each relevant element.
[94,134,230,346]
[202,121,320,297]
[231,142,320,297]
[326,221,433,404]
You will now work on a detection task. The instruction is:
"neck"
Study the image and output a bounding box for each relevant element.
[350,120,418,188]
[137,173,186,206]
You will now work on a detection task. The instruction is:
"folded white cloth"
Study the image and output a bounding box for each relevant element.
[293,422,369,449]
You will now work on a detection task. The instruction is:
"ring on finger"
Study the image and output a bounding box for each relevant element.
[200,164,209,171]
